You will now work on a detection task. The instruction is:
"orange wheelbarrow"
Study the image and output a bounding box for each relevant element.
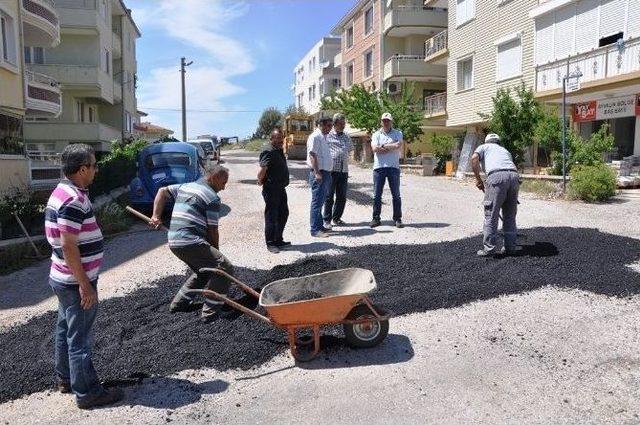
[189,267,391,362]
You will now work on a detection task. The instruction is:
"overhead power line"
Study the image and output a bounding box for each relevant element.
[142,107,262,113]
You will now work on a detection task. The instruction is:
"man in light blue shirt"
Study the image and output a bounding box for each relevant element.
[370,112,403,228]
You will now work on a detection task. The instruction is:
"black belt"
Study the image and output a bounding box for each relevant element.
[487,169,518,176]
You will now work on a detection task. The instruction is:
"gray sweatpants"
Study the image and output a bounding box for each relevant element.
[169,243,234,317]
[482,170,520,252]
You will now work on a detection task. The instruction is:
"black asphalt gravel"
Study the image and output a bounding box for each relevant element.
[1,227,639,403]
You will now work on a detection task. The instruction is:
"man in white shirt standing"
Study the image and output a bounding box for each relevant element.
[370,112,404,228]
[307,116,334,237]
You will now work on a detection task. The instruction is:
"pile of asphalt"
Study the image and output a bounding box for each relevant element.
[1,227,639,403]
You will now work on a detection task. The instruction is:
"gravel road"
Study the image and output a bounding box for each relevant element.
[0,150,638,424]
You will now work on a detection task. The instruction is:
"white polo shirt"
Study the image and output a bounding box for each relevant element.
[306,129,332,171]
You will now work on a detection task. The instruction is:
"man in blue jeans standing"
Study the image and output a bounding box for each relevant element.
[307,115,333,237]
[370,112,404,228]
[45,144,123,409]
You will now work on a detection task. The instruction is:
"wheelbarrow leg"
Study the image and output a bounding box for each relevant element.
[287,325,320,362]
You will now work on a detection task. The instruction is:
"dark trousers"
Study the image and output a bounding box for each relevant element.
[373,167,402,221]
[262,184,289,245]
[52,281,104,402]
[169,243,234,317]
[323,171,348,222]
[483,171,520,252]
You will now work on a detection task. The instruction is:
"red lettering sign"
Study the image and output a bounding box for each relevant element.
[573,101,596,122]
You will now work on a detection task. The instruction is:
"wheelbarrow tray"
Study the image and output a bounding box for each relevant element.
[259,268,376,326]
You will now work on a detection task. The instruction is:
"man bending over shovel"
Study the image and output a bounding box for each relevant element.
[150,164,234,323]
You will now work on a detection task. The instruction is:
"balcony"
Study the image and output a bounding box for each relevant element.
[383,55,446,82]
[24,122,121,144]
[536,36,640,94]
[112,32,122,59]
[26,150,63,188]
[21,0,60,47]
[334,52,342,67]
[424,30,447,64]
[24,70,62,118]
[383,5,447,37]
[56,0,100,31]
[423,92,446,118]
[26,64,113,102]
[424,0,448,7]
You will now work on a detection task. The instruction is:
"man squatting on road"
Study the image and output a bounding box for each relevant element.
[471,133,521,257]
[45,143,124,409]
[323,113,352,230]
[150,164,234,323]
[307,115,334,237]
[258,128,291,254]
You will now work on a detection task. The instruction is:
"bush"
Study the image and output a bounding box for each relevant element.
[569,164,617,202]
[549,125,614,175]
[0,188,46,240]
[431,133,456,173]
[95,202,133,235]
[90,139,148,200]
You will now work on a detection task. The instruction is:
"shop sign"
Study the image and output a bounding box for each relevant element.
[573,94,640,122]
[573,101,596,122]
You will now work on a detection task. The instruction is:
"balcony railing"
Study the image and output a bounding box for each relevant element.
[21,0,60,47]
[425,30,447,59]
[423,92,446,116]
[25,70,62,117]
[23,0,58,26]
[26,150,63,186]
[384,55,446,81]
[384,5,447,34]
[536,36,640,92]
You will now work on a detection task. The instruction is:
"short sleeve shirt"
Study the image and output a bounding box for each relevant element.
[327,130,352,173]
[371,128,403,170]
[166,179,221,247]
[474,143,517,174]
[306,129,332,171]
[45,180,104,288]
[259,145,290,186]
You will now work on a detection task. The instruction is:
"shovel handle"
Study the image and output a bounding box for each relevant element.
[125,206,168,231]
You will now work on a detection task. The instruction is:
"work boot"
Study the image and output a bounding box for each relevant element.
[76,388,124,410]
[58,381,72,394]
[369,219,381,228]
[476,249,497,257]
[395,220,404,228]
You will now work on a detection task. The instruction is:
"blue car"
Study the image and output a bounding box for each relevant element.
[129,142,207,213]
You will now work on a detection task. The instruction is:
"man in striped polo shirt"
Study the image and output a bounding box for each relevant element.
[45,144,123,409]
[150,165,234,323]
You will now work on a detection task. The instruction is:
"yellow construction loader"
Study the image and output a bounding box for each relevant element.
[282,114,314,160]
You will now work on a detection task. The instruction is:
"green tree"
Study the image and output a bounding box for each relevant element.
[534,106,563,153]
[431,133,456,171]
[283,104,307,117]
[549,124,615,175]
[481,83,541,165]
[380,82,423,143]
[255,107,283,139]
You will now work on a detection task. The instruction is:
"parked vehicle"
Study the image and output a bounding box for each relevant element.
[189,135,221,162]
[129,142,206,213]
[282,114,313,160]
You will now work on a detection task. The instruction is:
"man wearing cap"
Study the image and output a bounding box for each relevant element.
[471,133,520,257]
[370,112,404,228]
[307,116,334,237]
[323,113,352,228]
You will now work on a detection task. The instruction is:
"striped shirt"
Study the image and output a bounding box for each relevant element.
[327,129,352,173]
[166,179,221,247]
[45,180,104,287]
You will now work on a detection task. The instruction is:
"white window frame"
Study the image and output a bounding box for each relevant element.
[456,54,474,92]
[0,9,19,72]
[24,46,46,64]
[76,101,86,123]
[345,24,354,49]
[364,3,374,37]
[363,48,374,79]
[346,61,354,87]
[456,0,476,28]
[495,32,522,82]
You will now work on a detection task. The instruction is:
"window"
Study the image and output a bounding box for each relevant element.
[308,86,312,101]
[103,49,110,74]
[24,47,45,64]
[456,56,473,91]
[346,26,354,48]
[456,0,475,27]
[312,84,316,100]
[88,106,96,123]
[332,78,341,89]
[364,6,374,35]
[76,101,85,122]
[0,12,17,66]
[496,36,521,81]
[364,50,373,78]
[346,63,354,87]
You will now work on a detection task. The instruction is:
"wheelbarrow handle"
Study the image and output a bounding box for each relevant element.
[125,206,169,231]
[185,288,272,325]
[199,267,261,299]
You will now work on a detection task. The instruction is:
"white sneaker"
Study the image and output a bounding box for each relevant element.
[323,221,333,230]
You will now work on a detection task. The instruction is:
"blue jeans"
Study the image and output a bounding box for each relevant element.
[52,281,104,401]
[309,170,331,234]
[373,167,402,221]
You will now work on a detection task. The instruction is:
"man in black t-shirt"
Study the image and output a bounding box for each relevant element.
[258,128,291,253]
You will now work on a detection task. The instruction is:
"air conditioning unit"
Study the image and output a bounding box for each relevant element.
[387,82,401,95]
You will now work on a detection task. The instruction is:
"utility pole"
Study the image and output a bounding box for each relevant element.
[561,70,582,193]
[180,57,193,142]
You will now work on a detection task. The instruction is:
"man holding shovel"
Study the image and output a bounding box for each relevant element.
[471,133,520,257]
[150,165,234,323]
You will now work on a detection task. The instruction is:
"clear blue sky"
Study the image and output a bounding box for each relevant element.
[128,0,353,140]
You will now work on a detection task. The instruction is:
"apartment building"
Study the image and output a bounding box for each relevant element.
[428,0,537,174]
[0,0,61,192]
[292,37,341,115]
[23,0,140,186]
[531,0,640,159]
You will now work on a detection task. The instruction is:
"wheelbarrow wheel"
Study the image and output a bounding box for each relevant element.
[343,304,389,348]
